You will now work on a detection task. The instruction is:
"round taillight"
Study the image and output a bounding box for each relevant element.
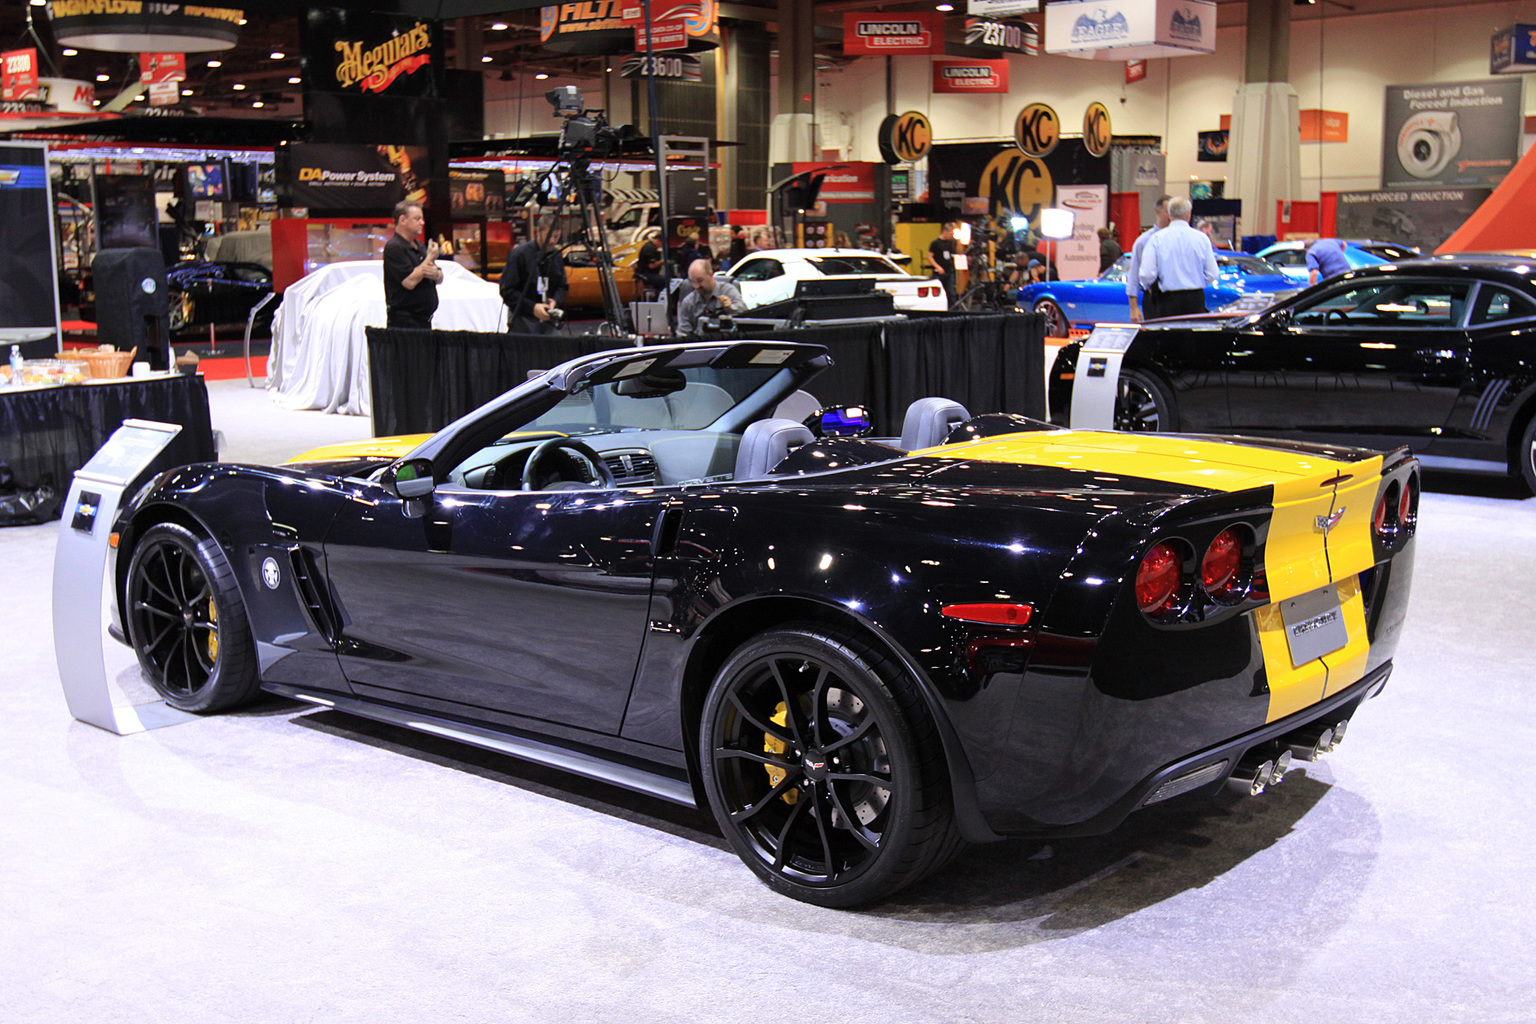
[1137,541,1182,615]
[1201,527,1246,601]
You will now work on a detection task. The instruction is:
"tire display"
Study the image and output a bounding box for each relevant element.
[698,624,960,908]
[125,522,261,713]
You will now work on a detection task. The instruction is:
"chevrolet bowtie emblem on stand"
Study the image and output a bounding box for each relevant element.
[1315,508,1347,534]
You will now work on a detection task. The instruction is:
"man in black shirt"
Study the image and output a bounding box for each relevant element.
[382,200,441,329]
[501,215,568,334]
[634,236,666,297]
[926,222,957,307]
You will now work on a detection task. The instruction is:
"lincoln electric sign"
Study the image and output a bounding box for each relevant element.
[843,12,944,55]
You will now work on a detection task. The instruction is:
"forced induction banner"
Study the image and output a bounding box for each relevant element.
[0,144,59,332]
[284,144,430,212]
[1334,188,1493,252]
[1381,78,1522,189]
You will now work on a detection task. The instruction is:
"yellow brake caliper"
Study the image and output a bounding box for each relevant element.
[764,702,799,805]
[207,597,219,661]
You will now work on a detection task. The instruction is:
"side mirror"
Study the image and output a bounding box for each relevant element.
[384,458,435,500]
[807,405,873,438]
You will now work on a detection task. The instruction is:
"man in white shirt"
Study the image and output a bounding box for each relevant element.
[1125,195,1171,322]
[1137,196,1219,318]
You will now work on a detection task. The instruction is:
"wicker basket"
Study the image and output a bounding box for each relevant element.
[80,350,135,379]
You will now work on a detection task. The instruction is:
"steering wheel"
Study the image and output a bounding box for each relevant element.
[520,437,617,491]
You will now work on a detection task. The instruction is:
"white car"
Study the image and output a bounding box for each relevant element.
[718,248,948,312]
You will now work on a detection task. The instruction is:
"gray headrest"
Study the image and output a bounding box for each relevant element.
[735,418,814,480]
[899,397,971,451]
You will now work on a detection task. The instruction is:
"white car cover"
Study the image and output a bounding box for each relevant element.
[268,260,507,417]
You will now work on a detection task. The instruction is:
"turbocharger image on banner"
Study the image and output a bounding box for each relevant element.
[1397,111,1462,180]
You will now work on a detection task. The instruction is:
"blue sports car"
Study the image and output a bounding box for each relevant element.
[1254,239,1421,284]
[1020,252,1294,337]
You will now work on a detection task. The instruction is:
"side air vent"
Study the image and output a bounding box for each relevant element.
[605,449,659,487]
[288,546,340,642]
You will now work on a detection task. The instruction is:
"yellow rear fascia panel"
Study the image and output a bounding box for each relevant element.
[1324,460,1386,583]
[285,435,432,464]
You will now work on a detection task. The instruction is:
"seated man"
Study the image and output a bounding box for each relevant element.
[677,258,745,336]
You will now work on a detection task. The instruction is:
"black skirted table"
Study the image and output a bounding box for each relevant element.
[0,373,216,525]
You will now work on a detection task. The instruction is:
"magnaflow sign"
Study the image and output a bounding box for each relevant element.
[843,13,944,55]
[1045,0,1214,59]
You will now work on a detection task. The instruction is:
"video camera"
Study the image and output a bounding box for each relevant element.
[546,85,636,160]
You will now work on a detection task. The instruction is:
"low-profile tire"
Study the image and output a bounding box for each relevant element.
[125,522,260,713]
[1519,416,1536,495]
[1034,298,1071,338]
[1114,367,1179,432]
[698,623,959,907]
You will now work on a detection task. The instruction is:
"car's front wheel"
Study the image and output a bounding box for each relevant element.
[1114,368,1178,432]
[1519,415,1536,495]
[1034,298,1071,338]
[699,624,960,907]
[125,522,260,713]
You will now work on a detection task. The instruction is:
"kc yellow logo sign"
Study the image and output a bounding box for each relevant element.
[1083,101,1112,157]
[879,110,933,164]
[1015,103,1060,158]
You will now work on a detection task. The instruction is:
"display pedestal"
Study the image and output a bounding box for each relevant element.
[53,420,198,736]
[1069,325,1138,430]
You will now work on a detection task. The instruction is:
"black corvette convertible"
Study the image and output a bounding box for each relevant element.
[110,340,1417,905]
[1049,254,1536,493]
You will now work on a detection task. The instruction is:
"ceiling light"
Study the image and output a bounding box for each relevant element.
[207,59,222,68]
[253,101,264,108]
[95,73,109,82]
[288,76,301,84]
[535,72,549,80]
[232,82,246,90]
[238,17,247,24]
[62,48,78,56]
[481,54,493,63]
[28,0,46,6]
[491,22,508,30]
[181,88,192,96]
[270,51,285,60]
[936,2,953,9]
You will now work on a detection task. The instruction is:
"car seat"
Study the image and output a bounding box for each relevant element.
[734,418,814,480]
[899,398,971,451]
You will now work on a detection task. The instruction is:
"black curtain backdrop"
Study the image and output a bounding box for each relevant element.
[367,314,1045,437]
[0,375,216,525]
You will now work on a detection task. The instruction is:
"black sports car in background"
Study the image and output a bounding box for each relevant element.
[109,340,1417,906]
[166,259,275,335]
[1049,255,1536,492]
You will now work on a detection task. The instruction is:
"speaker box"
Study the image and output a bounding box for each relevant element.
[93,247,170,370]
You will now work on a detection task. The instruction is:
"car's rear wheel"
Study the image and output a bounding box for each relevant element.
[699,624,959,907]
[1519,415,1536,495]
[1034,298,1071,338]
[126,522,260,713]
[1115,368,1178,432]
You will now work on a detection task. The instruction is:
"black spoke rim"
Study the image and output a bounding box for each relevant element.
[711,653,897,889]
[129,538,219,697]
[1115,379,1162,431]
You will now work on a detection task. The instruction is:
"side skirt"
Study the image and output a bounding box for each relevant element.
[264,682,698,808]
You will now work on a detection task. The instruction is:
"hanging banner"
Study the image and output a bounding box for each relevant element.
[1045,0,1215,60]
[2,49,40,103]
[964,19,1038,54]
[305,11,436,97]
[1299,109,1348,142]
[967,0,1039,15]
[928,139,1111,231]
[1083,101,1112,157]
[1382,78,1522,189]
[542,0,718,55]
[791,162,876,203]
[620,53,703,81]
[1014,102,1061,158]
[1125,58,1147,83]
[1490,24,1536,74]
[634,20,688,51]
[1334,188,1492,252]
[281,143,430,212]
[139,53,186,85]
[933,60,1010,93]
[47,3,242,53]
[843,13,945,56]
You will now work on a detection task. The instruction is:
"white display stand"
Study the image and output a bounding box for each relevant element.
[1068,324,1139,430]
[53,420,199,735]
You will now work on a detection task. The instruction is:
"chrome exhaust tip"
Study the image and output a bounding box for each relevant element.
[1288,724,1335,762]
[1228,754,1276,797]
[1329,719,1349,751]
[1269,748,1295,785]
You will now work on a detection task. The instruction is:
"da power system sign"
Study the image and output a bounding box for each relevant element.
[932,60,1009,93]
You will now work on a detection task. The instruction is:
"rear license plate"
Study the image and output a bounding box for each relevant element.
[1280,583,1349,668]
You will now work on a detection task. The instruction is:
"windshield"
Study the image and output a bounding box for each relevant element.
[806,255,905,276]
[526,364,791,434]
[1219,254,1287,275]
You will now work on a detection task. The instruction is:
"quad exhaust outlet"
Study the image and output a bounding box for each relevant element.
[1227,719,1349,797]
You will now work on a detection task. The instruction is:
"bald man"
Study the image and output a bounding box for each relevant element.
[677,258,745,335]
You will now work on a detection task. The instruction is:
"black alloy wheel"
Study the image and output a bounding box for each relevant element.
[699,624,960,907]
[1114,368,1178,432]
[126,522,260,713]
[1034,298,1071,338]
[1520,416,1536,495]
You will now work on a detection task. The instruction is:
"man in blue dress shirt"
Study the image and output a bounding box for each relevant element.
[1137,196,1218,318]
[1125,195,1171,322]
